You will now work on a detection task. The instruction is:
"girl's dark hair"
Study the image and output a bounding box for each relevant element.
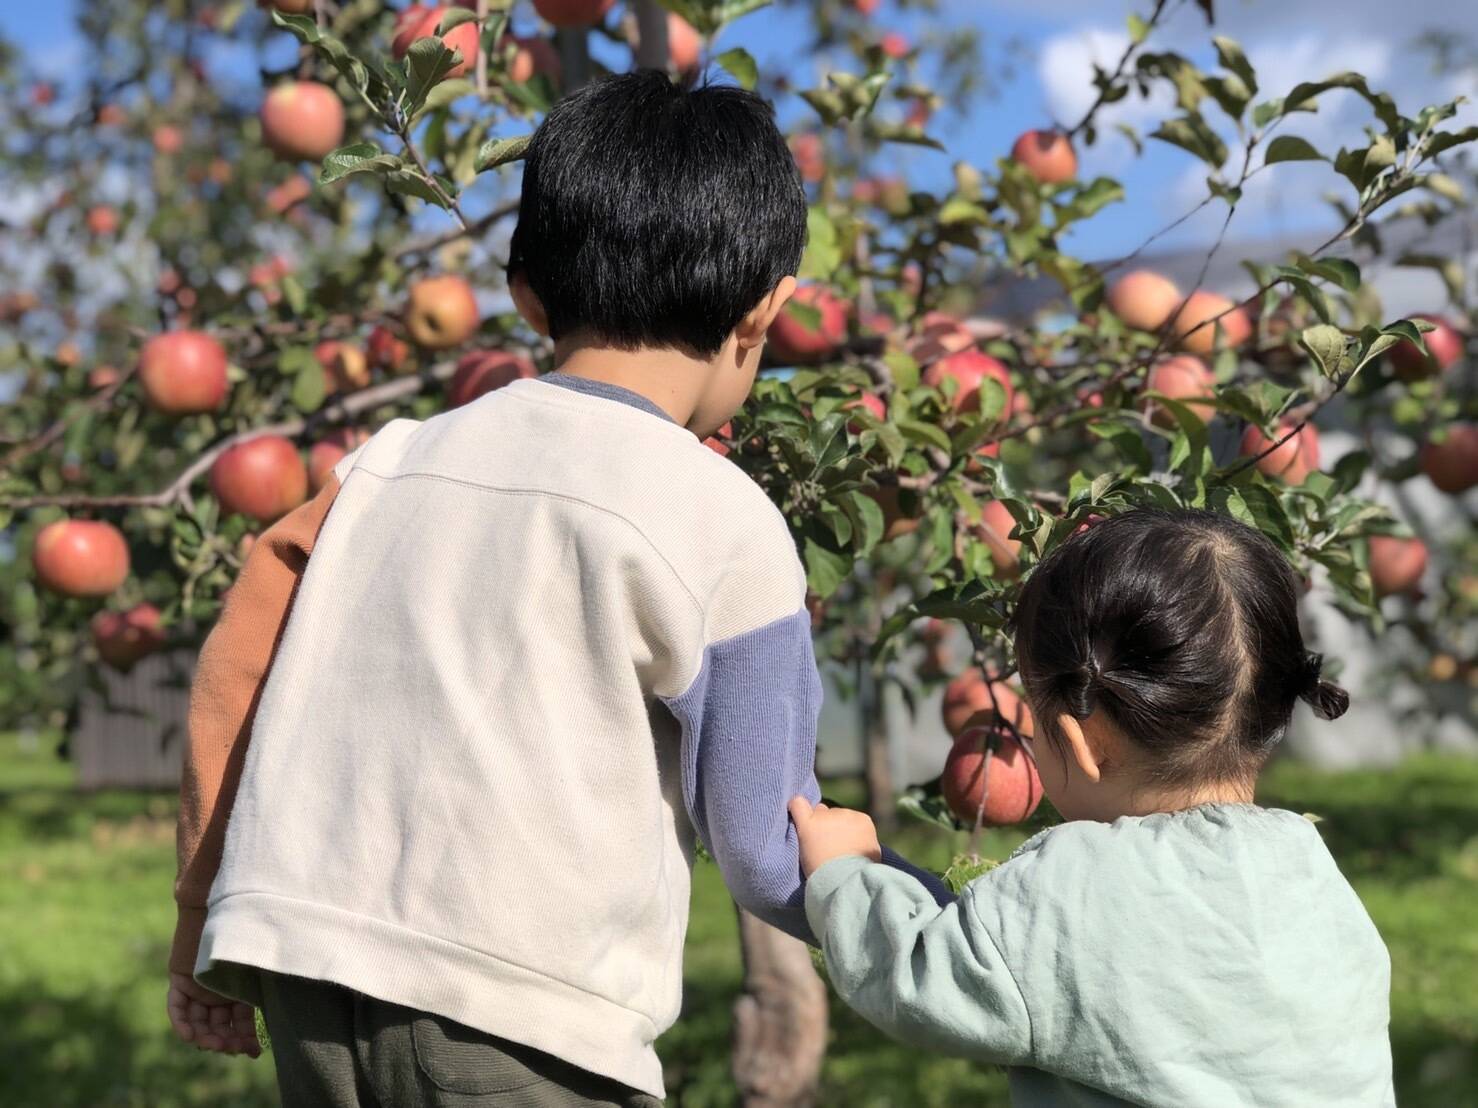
[1012,509,1349,788]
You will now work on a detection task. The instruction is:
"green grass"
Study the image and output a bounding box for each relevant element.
[2,734,1474,1107]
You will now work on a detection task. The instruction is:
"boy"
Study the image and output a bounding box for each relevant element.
[167,71,940,1106]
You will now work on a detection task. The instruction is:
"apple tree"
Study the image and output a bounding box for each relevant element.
[1,0,1474,1102]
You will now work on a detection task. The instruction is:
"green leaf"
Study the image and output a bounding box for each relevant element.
[1426,125,1478,158]
[715,47,758,90]
[436,7,480,33]
[384,170,456,208]
[1127,12,1149,43]
[473,134,531,173]
[870,121,946,151]
[898,419,954,453]
[1298,324,1348,379]
[1203,75,1251,121]
[1212,36,1257,96]
[1293,253,1360,292]
[403,38,459,117]
[1067,177,1125,219]
[803,535,852,598]
[291,356,327,412]
[1265,135,1324,164]
[798,206,842,280]
[976,376,1008,425]
[1421,173,1465,202]
[1087,422,1152,473]
[1150,113,1228,168]
[413,78,476,122]
[318,142,401,185]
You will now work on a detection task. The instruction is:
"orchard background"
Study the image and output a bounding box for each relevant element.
[1,0,1476,1105]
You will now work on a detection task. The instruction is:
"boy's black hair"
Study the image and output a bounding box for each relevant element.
[1012,509,1349,788]
[507,70,807,359]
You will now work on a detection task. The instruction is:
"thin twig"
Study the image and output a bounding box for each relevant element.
[1065,0,1174,139]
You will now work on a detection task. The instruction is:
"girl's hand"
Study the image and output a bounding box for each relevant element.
[167,972,261,1057]
[789,797,882,877]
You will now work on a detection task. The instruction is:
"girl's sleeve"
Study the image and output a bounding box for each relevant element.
[804,855,1033,1064]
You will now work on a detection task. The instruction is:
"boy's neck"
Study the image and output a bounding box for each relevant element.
[553,342,710,431]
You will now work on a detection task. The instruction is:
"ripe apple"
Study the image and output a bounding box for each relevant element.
[1389,314,1463,381]
[33,520,130,598]
[974,499,1020,577]
[368,325,412,373]
[1107,269,1181,333]
[1011,130,1077,184]
[1171,290,1251,355]
[139,331,229,416]
[1240,422,1320,485]
[88,365,121,390]
[909,312,976,364]
[666,13,702,72]
[767,285,848,364]
[56,341,82,367]
[703,421,733,457]
[308,428,370,493]
[880,32,910,59]
[315,341,369,393]
[86,205,119,236]
[211,436,309,522]
[1146,354,1216,427]
[406,275,480,349]
[941,670,1033,738]
[96,103,127,127]
[266,174,312,215]
[1368,535,1427,598]
[152,125,184,154]
[392,5,481,78]
[923,350,1014,417]
[852,0,881,12]
[266,0,316,13]
[941,724,1042,827]
[532,0,615,27]
[448,349,536,407]
[871,486,920,541]
[505,35,561,84]
[789,133,825,184]
[92,604,166,672]
[1420,423,1478,494]
[30,81,56,106]
[844,390,886,433]
[260,81,345,163]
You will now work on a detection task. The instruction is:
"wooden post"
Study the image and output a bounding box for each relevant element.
[858,658,898,832]
[632,0,670,71]
[732,908,828,1107]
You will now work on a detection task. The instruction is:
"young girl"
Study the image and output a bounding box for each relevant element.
[790,509,1394,1107]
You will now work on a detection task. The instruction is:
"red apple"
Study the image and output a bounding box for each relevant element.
[1107,269,1181,333]
[852,0,881,12]
[1172,290,1251,355]
[96,103,127,127]
[703,421,733,457]
[666,13,702,72]
[88,365,121,390]
[152,125,184,154]
[1011,130,1077,184]
[1240,422,1320,485]
[789,133,825,184]
[844,391,886,432]
[1389,314,1463,381]
[880,32,909,59]
[406,275,479,349]
[307,429,368,494]
[910,313,976,365]
[768,286,848,365]
[974,499,1020,577]
[56,341,82,368]
[211,436,309,523]
[1368,535,1427,598]
[266,0,316,12]
[448,350,536,407]
[266,174,312,215]
[367,325,411,374]
[941,670,1034,738]
[1146,355,1216,427]
[30,82,56,107]
[941,724,1042,827]
[138,331,229,416]
[1420,423,1478,494]
[393,5,481,78]
[532,0,615,27]
[872,486,920,541]
[33,520,130,598]
[923,350,1014,418]
[260,81,345,163]
[92,604,166,671]
[505,35,561,84]
[315,341,370,393]
[86,206,119,236]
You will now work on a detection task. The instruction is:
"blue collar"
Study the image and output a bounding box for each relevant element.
[537,373,676,424]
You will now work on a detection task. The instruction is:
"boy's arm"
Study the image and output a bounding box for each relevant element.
[170,474,342,975]
[803,856,1033,1063]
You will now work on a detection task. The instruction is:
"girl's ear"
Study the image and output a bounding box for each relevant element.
[735,276,798,349]
[1054,714,1103,783]
[510,272,550,337]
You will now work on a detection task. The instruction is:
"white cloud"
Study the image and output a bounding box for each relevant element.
[1036,27,1175,168]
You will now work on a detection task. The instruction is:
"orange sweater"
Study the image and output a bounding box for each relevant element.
[170,474,340,975]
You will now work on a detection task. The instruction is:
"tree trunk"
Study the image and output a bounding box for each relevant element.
[631,0,670,71]
[555,27,593,89]
[859,660,897,832]
[731,908,828,1107]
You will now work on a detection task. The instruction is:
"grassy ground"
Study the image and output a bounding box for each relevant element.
[2,733,1474,1107]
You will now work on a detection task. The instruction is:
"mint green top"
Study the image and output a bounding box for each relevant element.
[805,805,1394,1107]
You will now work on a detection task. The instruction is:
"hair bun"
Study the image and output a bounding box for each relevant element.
[1297,654,1349,720]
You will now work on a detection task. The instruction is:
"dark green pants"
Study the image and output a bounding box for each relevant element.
[258,972,663,1108]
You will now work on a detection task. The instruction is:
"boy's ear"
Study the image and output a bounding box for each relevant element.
[510,272,551,337]
[734,276,798,350]
[1054,714,1103,783]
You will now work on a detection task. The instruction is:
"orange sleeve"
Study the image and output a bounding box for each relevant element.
[170,474,342,975]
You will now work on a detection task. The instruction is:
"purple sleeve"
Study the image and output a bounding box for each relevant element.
[663,609,822,943]
[663,610,958,943]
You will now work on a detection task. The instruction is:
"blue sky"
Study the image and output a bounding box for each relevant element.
[5,0,1477,267]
